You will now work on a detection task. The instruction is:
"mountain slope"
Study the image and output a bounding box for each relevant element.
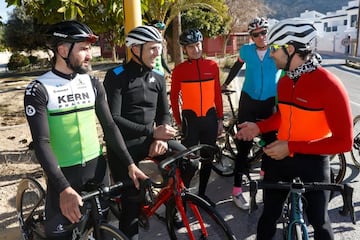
[264,0,351,19]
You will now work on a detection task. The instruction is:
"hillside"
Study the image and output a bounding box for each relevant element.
[264,0,351,19]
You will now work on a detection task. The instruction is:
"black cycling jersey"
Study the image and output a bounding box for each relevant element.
[103,59,171,142]
[24,68,133,194]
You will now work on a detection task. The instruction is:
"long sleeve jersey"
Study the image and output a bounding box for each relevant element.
[257,66,353,155]
[103,60,171,141]
[24,68,133,194]
[170,58,224,125]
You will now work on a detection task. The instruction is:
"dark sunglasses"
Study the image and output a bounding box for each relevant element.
[251,30,268,38]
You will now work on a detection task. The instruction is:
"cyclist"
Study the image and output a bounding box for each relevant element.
[23,20,147,239]
[103,25,191,239]
[150,20,172,76]
[170,28,224,202]
[236,18,353,239]
[222,17,282,210]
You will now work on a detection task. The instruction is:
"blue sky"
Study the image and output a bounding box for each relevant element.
[0,0,15,23]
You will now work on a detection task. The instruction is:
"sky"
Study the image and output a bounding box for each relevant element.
[0,0,15,23]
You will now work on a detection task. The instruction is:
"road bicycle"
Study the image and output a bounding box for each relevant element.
[16,175,129,240]
[212,89,263,178]
[249,177,356,240]
[212,89,347,184]
[350,114,360,168]
[109,144,237,240]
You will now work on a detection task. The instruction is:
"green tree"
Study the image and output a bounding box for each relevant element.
[4,7,47,52]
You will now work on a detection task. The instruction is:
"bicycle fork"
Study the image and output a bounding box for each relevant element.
[287,190,309,240]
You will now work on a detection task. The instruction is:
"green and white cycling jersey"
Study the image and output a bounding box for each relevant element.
[35,71,101,167]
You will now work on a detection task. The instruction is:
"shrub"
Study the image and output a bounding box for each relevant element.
[7,53,30,71]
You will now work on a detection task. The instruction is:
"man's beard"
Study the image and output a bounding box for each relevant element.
[68,56,92,74]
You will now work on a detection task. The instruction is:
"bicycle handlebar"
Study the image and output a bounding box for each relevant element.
[249,179,356,224]
[158,144,217,172]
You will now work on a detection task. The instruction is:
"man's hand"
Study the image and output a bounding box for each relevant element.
[153,124,176,140]
[263,140,290,160]
[148,139,168,157]
[235,121,260,141]
[128,163,148,189]
[59,187,83,224]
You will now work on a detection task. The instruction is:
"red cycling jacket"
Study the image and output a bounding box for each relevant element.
[170,58,224,125]
[257,66,353,155]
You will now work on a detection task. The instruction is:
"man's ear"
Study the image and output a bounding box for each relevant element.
[57,44,69,58]
[131,45,140,55]
[287,45,296,55]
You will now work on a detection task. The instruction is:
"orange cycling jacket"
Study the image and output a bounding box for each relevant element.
[257,66,353,155]
[170,58,224,125]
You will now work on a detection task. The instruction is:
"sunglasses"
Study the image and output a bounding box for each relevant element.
[251,30,268,38]
[269,44,288,52]
[154,22,165,30]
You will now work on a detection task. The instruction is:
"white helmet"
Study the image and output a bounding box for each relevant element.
[267,18,317,51]
[248,17,269,33]
[125,25,162,47]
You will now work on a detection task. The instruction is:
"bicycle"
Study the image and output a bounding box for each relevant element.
[212,89,347,184]
[16,175,129,240]
[249,177,356,240]
[212,89,263,178]
[351,114,360,168]
[110,144,237,240]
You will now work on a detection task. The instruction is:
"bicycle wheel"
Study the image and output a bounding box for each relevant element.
[16,177,46,240]
[166,192,236,240]
[330,153,346,184]
[351,115,360,168]
[81,223,128,240]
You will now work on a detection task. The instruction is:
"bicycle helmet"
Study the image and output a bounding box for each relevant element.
[179,29,203,46]
[47,20,98,47]
[125,25,162,47]
[248,17,269,33]
[267,18,317,51]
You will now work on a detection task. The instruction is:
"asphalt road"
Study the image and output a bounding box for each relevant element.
[138,53,360,240]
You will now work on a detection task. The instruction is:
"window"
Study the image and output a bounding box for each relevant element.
[350,14,358,28]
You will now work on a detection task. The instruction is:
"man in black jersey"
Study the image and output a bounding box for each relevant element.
[103,25,187,240]
[24,20,147,239]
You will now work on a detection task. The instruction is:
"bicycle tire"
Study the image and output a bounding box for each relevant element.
[16,177,46,240]
[351,115,360,168]
[81,223,128,240]
[330,153,346,184]
[165,192,236,240]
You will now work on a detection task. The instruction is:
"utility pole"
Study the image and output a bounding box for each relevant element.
[355,0,360,56]
[123,0,142,61]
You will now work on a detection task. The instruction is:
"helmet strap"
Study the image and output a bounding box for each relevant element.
[282,46,295,71]
[131,45,151,71]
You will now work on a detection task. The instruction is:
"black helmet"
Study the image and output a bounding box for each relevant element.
[179,29,203,46]
[47,20,98,47]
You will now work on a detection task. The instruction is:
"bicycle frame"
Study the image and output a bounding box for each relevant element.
[142,161,210,240]
[285,180,309,240]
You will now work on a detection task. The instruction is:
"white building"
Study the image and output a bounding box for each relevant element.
[299,0,359,56]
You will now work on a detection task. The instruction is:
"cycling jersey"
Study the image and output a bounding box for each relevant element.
[257,66,353,155]
[170,57,223,125]
[239,43,281,100]
[103,59,171,142]
[24,68,133,193]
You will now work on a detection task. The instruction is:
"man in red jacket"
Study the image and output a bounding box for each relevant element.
[170,28,223,202]
[237,18,353,240]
